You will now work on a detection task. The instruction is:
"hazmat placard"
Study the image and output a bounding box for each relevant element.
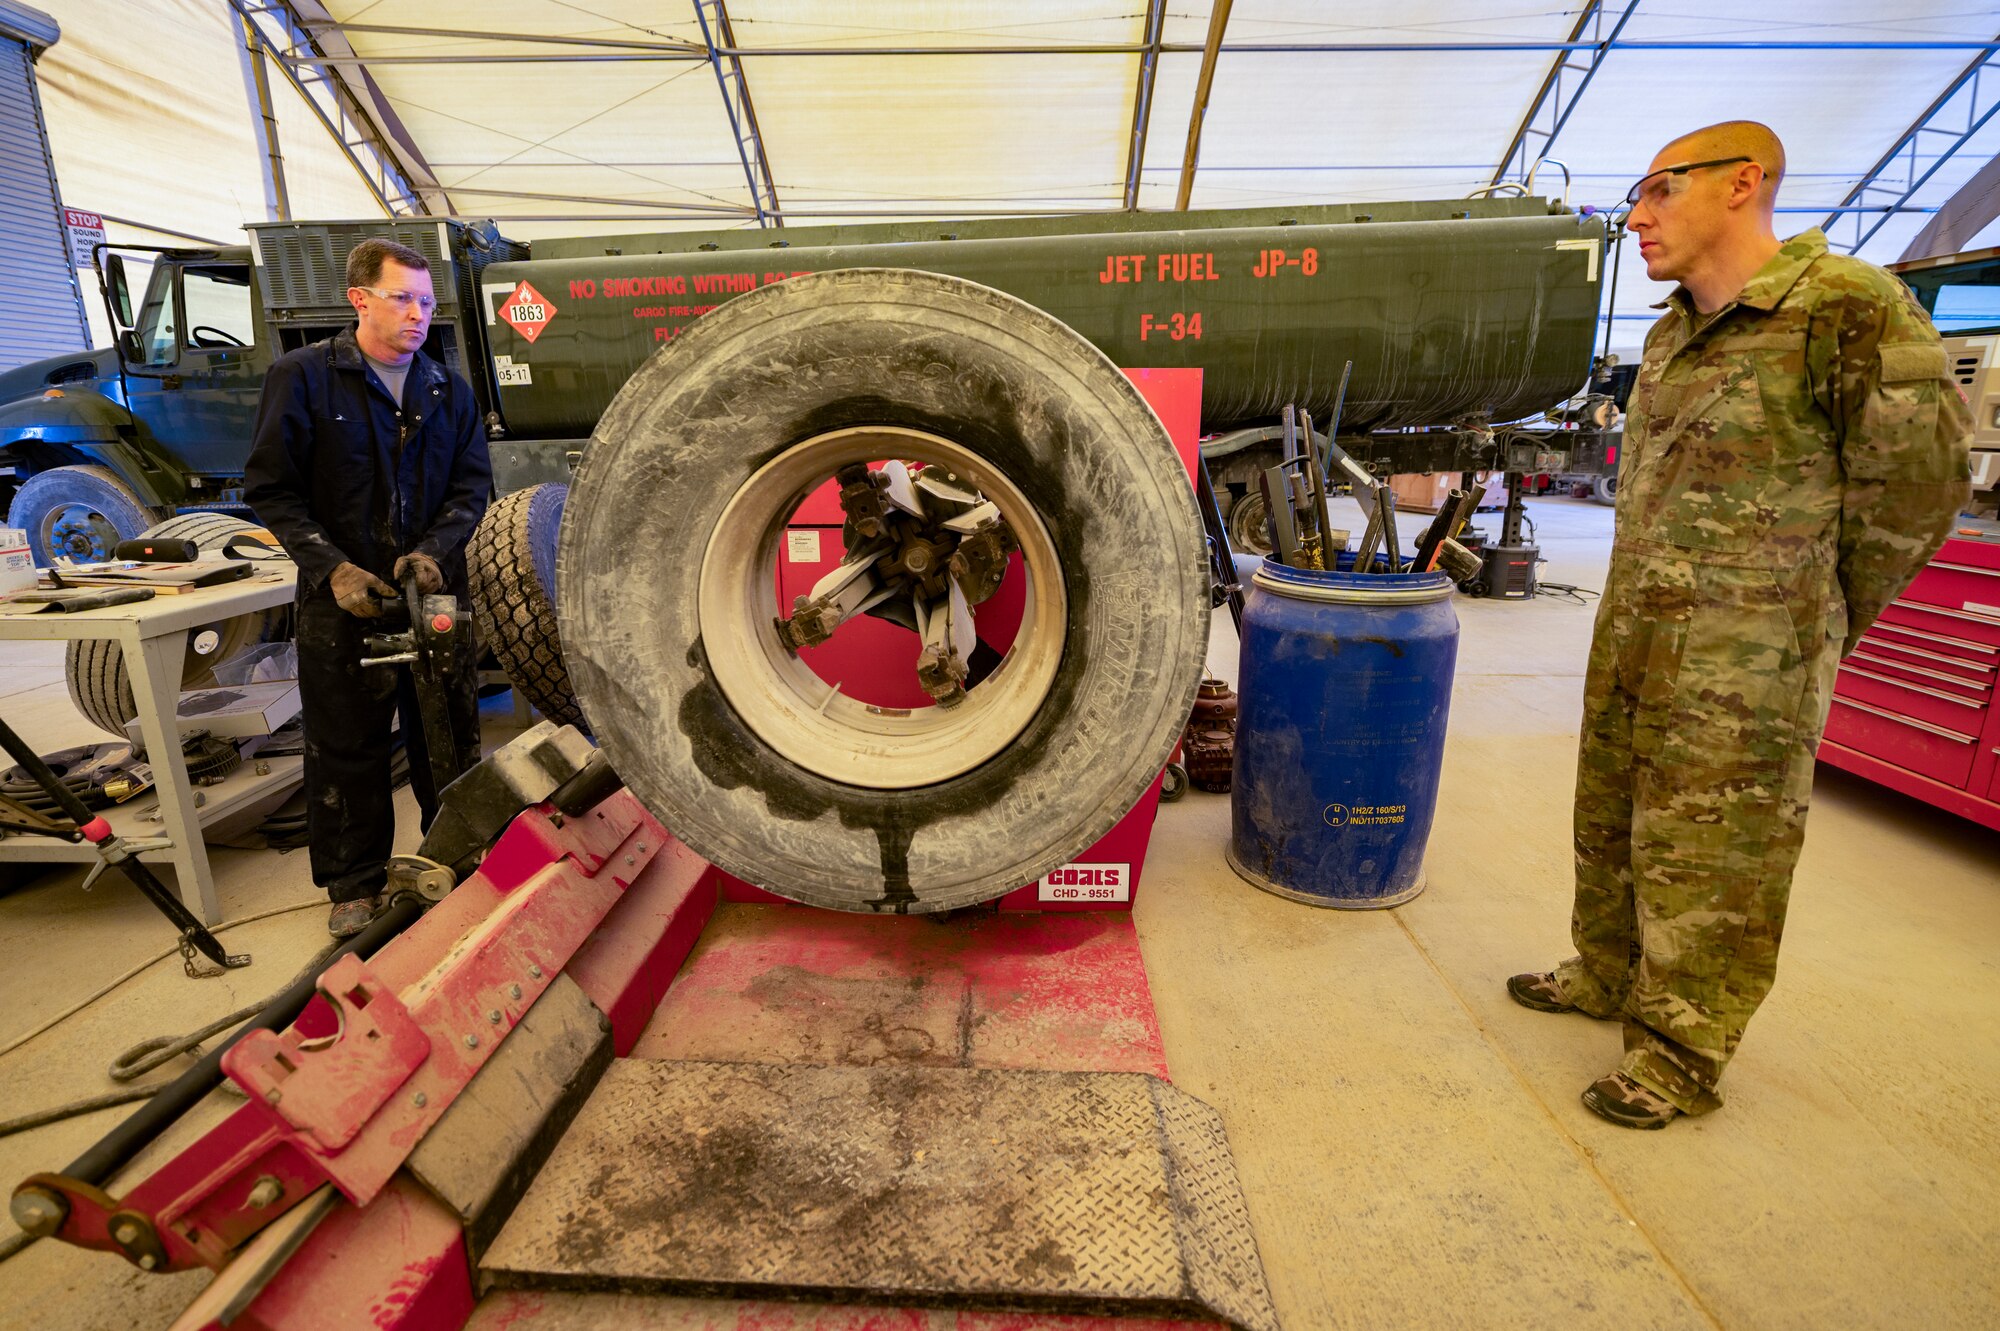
[499,280,557,343]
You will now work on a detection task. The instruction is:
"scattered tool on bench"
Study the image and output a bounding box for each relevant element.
[1,587,155,614]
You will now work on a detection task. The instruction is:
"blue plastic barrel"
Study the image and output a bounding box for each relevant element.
[1228,556,1459,908]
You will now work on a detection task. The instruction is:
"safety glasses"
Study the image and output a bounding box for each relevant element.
[355,286,437,314]
[1624,156,1753,207]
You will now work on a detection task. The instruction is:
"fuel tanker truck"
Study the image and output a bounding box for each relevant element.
[3,198,1614,907]
[2,197,1612,564]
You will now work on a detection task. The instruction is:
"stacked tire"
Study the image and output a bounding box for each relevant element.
[65,512,289,737]
[466,482,582,728]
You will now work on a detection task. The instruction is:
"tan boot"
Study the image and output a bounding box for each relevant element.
[1581,1072,1681,1130]
[1505,971,1615,1018]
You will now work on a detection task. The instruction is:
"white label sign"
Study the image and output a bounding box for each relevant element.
[1036,862,1131,904]
[63,208,105,268]
[1965,601,2000,619]
[495,362,533,386]
[786,530,822,563]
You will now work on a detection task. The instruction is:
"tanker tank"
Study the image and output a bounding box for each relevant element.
[480,199,1608,443]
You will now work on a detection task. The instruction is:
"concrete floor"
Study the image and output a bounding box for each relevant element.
[1,495,1995,1328]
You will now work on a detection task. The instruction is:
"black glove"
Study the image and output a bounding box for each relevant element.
[329,561,397,618]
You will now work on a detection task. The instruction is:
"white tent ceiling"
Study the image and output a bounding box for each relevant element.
[25,1,2000,356]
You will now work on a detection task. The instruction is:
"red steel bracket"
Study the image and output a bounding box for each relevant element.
[226,956,431,1152]
[22,788,667,1273]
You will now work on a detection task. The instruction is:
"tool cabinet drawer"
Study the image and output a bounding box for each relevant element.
[1873,599,2000,653]
[1901,559,2000,616]
[1842,647,1993,702]
[1859,619,1999,675]
[1833,662,1991,733]
[1825,699,1978,788]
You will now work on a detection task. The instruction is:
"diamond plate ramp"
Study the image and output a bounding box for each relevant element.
[480,1059,1279,1331]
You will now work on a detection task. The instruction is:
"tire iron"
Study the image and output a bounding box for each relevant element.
[1258,466,1302,567]
[1355,483,1402,573]
[1297,409,1336,562]
[1377,486,1403,572]
[1265,404,1343,570]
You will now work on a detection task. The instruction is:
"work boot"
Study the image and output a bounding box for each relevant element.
[1506,971,1613,1018]
[1581,1072,1681,1130]
[328,894,384,939]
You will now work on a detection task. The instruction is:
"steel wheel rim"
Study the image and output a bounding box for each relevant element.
[697,426,1067,790]
[1228,490,1272,558]
[49,504,119,562]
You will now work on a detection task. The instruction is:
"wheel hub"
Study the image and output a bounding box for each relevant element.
[48,504,118,563]
[698,426,1067,791]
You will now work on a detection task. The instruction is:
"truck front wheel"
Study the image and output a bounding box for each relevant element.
[8,464,168,565]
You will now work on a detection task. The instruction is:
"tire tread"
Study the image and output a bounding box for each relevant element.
[64,512,280,736]
[467,484,581,727]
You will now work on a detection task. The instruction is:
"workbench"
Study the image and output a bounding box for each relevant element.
[0,565,300,923]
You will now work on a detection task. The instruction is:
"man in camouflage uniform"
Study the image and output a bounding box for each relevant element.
[1509,122,1972,1128]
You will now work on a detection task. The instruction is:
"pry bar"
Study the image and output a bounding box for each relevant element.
[1194,453,1247,633]
[1298,409,1336,559]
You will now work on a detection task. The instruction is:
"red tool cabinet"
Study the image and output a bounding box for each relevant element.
[1818,526,2000,830]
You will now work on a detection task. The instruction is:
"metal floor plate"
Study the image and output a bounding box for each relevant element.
[480,1059,1279,1331]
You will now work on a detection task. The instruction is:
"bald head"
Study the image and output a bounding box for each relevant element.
[1629,121,1788,311]
[1659,121,1785,209]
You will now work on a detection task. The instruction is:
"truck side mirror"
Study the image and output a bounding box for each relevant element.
[117,329,143,362]
[105,253,133,327]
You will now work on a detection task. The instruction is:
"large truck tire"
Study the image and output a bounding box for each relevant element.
[560,268,1208,914]
[8,464,169,565]
[466,482,582,728]
[65,512,288,737]
[1592,473,1617,506]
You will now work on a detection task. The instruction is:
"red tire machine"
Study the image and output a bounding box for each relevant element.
[8,371,1275,1331]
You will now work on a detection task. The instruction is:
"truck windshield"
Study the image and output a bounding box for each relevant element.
[1899,253,2000,335]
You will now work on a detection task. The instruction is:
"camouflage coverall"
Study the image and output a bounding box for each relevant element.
[1554,230,1972,1113]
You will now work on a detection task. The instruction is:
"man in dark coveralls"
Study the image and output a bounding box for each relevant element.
[246,239,489,937]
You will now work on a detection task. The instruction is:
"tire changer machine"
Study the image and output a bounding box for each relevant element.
[7,367,1283,1331]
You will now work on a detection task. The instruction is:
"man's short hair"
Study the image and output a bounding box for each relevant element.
[346,238,430,290]
[1661,120,1786,200]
